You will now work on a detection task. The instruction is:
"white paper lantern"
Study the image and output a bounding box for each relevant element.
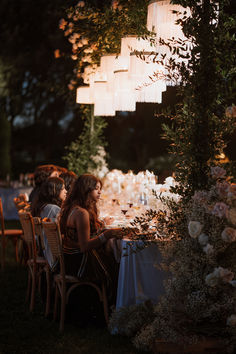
[146,0,191,86]
[147,0,190,43]
[100,54,117,90]
[76,86,93,104]
[120,36,153,57]
[93,80,115,116]
[113,69,136,112]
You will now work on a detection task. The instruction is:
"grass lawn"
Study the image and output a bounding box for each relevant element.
[0,221,149,354]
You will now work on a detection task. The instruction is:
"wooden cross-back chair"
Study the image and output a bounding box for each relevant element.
[18,210,50,313]
[32,216,51,317]
[13,196,30,212]
[0,197,23,269]
[42,219,109,332]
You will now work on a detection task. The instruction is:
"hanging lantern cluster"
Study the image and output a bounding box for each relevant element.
[76,0,190,116]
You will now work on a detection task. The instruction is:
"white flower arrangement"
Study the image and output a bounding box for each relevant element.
[221,227,236,243]
[188,221,203,238]
[227,314,236,326]
[205,266,234,287]
[129,165,236,350]
[203,243,214,255]
[198,233,208,245]
[89,145,109,179]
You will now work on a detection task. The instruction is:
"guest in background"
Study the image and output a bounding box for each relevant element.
[60,174,123,316]
[29,164,59,204]
[54,165,68,175]
[60,170,77,193]
[31,176,67,267]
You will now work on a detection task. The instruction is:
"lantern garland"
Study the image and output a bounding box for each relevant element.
[76,0,190,116]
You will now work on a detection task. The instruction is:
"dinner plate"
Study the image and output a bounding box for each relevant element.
[105,223,127,229]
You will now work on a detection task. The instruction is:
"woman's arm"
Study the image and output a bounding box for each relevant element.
[73,208,123,252]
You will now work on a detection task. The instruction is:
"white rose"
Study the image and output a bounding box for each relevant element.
[218,267,234,283]
[227,208,236,226]
[188,221,203,238]
[205,273,218,287]
[221,227,236,243]
[206,267,234,287]
[229,280,236,287]
[198,233,208,245]
[227,314,236,326]
[227,183,236,200]
[203,243,214,255]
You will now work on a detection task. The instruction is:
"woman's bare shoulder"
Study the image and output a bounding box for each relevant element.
[71,206,89,218]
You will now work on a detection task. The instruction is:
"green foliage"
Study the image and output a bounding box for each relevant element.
[109,301,155,337]
[0,0,78,175]
[110,1,236,352]
[61,0,148,89]
[161,0,236,198]
[0,100,11,178]
[145,154,177,178]
[64,105,108,175]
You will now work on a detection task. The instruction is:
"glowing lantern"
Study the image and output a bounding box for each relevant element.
[147,0,191,65]
[76,86,93,104]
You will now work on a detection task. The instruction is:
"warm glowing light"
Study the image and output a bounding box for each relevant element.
[76,0,191,115]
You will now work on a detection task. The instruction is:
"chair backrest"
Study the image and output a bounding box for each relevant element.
[14,198,30,211]
[33,217,45,252]
[18,210,36,261]
[0,198,5,236]
[0,198,6,268]
[17,194,28,202]
[42,219,65,275]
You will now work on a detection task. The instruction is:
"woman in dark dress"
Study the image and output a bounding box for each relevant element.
[29,164,59,204]
[60,174,123,310]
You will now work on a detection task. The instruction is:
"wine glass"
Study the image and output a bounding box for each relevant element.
[121,208,128,216]
[127,202,133,208]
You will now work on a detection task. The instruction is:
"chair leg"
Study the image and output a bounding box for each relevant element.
[59,290,66,332]
[12,237,19,263]
[30,272,36,312]
[45,269,51,317]
[38,272,42,297]
[102,283,109,325]
[1,237,6,270]
[26,269,31,303]
[53,286,59,321]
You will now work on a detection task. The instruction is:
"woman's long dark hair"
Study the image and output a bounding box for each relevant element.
[60,174,102,235]
[60,171,77,192]
[33,164,58,187]
[31,176,64,216]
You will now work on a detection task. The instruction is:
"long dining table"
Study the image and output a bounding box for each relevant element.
[109,237,167,309]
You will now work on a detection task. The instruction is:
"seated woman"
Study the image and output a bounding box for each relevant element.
[31,176,67,267]
[29,164,60,204]
[60,170,77,193]
[59,174,123,309]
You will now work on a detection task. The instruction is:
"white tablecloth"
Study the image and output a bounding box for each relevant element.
[114,239,166,309]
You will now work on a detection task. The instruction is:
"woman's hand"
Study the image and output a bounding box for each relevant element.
[103,216,114,226]
[104,228,124,240]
